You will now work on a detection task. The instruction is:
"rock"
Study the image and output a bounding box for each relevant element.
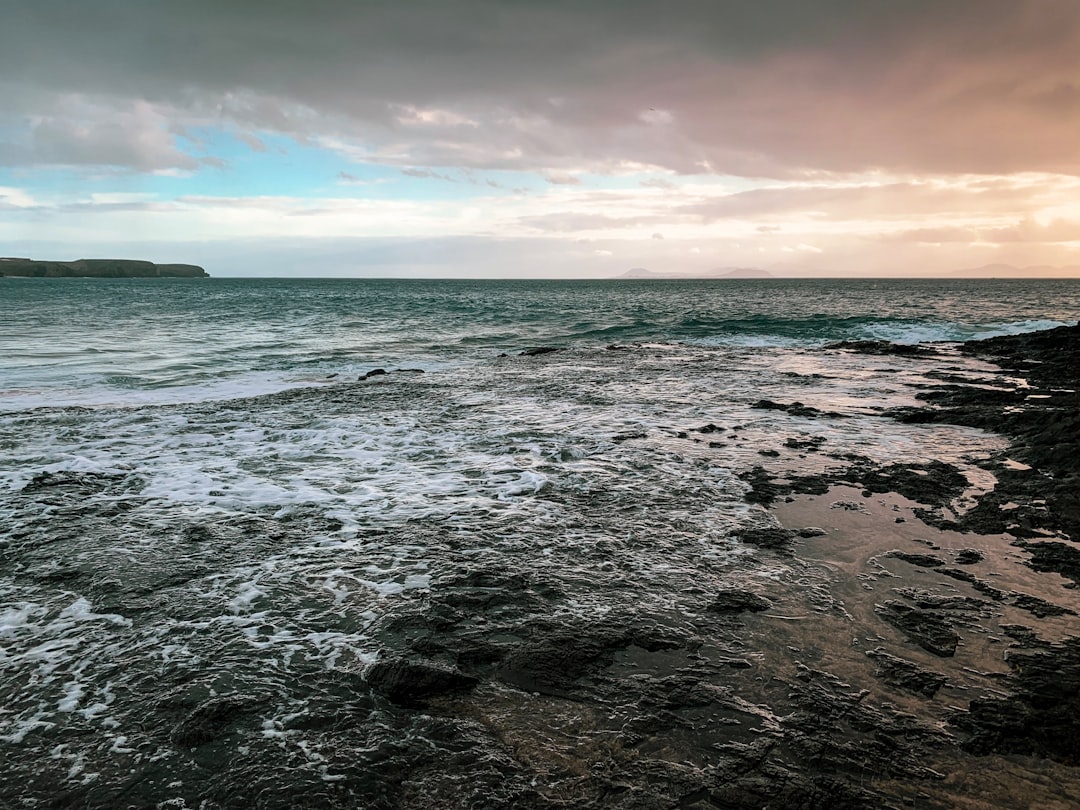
[741,466,781,506]
[796,527,827,538]
[1011,593,1075,618]
[876,601,960,657]
[866,650,947,698]
[955,637,1080,762]
[736,526,795,549]
[1021,541,1080,585]
[708,589,772,613]
[826,340,935,356]
[752,399,819,418]
[955,549,984,564]
[519,346,562,356]
[784,436,826,450]
[172,696,259,748]
[886,550,947,568]
[360,368,388,380]
[696,423,724,433]
[365,659,478,707]
[497,624,633,696]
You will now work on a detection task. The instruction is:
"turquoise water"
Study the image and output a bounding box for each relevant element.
[1,277,1077,409]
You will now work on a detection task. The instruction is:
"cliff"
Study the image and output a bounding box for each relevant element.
[0,258,209,278]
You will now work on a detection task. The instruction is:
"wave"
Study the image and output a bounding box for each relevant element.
[559,315,1076,348]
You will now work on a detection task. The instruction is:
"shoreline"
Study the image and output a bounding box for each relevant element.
[1,323,1078,807]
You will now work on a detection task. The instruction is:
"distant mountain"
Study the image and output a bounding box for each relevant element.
[616,266,774,280]
[947,263,1080,278]
[0,258,209,278]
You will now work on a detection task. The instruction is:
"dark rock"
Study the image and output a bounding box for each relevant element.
[742,466,780,506]
[1011,593,1076,618]
[496,623,635,696]
[172,696,260,748]
[365,659,478,707]
[876,601,960,657]
[955,636,1080,762]
[696,423,724,433]
[519,346,562,356]
[784,435,826,450]
[736,526,795,549]
[796,527,827,538]
[1021,541,1080,585]
[866,650,947,698]
[955,549,984,565]
[752,399,823,418]
[886,550,946,568]
[708,589,772,613]
[183,524,214,543]
[827,340,935,356]
[360,368,388,380]
[758,449,780,457]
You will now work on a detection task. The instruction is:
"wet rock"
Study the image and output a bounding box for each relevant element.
[1011,593,1076,618]
[708,589,772,614]
[751,399,826,418]
[866,650,947,698]
[735,526,795,549]
[955,636,1080,762]
[886,550,947,568]
[360,367,388,380]
[876,601,960,657]
[1021,540,1080,585]
[757,448,780,457]
[519,346,562,356]
[847,460,968,507]
[695,423,724,433]
[172,695,260,748]
[784,435,826,451]
[183,523,214,543]
[955,548,984,565]
[365,658,479,707]
[496,624,634,696]
[827,339,936,356]
[796,527,827,538]
[741,465,780,506]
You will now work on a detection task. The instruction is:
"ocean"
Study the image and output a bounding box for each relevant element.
[2,277,1079,806]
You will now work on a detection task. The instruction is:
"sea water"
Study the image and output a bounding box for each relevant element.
[0,276,1078,802]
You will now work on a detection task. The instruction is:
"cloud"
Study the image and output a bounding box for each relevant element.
[2,2,1078,177]
[0,96,201,172]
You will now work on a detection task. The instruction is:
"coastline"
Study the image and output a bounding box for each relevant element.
[1,321,1078,808]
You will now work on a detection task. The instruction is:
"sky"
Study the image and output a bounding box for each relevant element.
[2,0,1080,278]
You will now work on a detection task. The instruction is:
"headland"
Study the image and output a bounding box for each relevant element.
[0,257,208,278]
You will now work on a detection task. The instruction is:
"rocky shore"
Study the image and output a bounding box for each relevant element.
[0,257,208,278]
[2,324,1079,809]
[339,324,1080,808]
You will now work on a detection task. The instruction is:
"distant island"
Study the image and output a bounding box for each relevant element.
[0,258,209,278]
[616,267,774,280]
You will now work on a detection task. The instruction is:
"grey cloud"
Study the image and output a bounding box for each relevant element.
[0,99,201,172]
[1,1,1077,176]
[401,167,455,181]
